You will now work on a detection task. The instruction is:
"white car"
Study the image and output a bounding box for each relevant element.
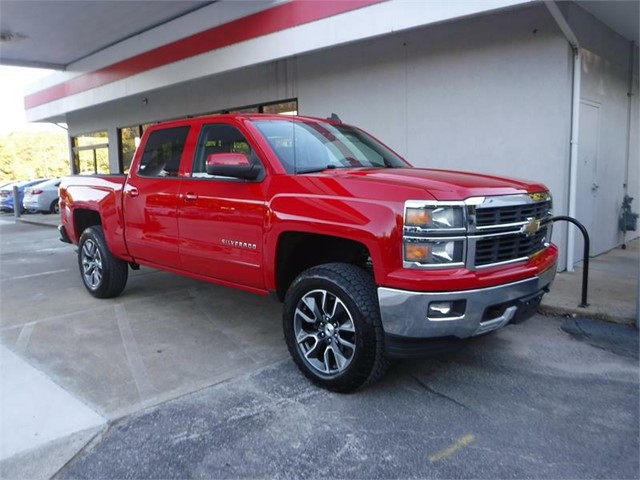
[22,178,61,214]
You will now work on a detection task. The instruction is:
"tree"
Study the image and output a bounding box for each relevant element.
[0,131,70,181]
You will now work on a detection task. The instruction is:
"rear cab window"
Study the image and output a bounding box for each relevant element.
[137,126,190,178]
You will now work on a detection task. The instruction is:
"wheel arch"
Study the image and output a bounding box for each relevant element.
[273,231,375,301]
[73,208,102,239]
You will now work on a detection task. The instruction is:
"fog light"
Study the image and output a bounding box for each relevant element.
[427,300,466,319]
[429,302,452,316]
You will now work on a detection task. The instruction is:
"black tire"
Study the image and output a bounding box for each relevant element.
[283,263,388,392]
[50,199,60,214]
[78,226,128,298]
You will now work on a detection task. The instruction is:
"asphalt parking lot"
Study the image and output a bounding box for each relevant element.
[1,214,638,479]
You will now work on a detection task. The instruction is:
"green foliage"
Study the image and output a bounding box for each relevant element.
[0,131,70,181]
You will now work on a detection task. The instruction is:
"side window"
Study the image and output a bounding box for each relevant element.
[192,124,259,179]
[138,126,190,177]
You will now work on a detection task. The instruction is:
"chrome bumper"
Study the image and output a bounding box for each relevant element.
[378,265,556,339]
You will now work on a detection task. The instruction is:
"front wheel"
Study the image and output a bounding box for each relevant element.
[283,263,387,392]
[78,226,128,298]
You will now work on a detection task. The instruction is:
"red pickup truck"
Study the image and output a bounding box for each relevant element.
[59,114,557,392]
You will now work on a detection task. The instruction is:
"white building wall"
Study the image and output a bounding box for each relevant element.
[563,2,640,255]
[27,0,531,123]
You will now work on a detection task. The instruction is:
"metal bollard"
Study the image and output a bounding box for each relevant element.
[12,185,20,219]
[551,216,590,308]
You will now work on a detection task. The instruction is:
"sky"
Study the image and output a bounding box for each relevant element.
[0,65,61,135]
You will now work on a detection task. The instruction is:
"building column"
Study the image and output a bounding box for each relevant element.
[108,126,120,173]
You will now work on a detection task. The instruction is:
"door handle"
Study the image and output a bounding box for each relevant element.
[183,192,198,201]
[126,187,139,198]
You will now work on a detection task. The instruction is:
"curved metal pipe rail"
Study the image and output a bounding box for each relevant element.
[551,216,590,307]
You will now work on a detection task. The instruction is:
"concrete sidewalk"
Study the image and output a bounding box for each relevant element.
[540,239,639,326]
[13,213,640,325]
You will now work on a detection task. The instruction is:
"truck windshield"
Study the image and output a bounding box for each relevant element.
[252,119,409,174]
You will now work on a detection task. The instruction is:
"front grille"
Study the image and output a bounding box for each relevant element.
[476,201,551,227]
[474,228,548,266]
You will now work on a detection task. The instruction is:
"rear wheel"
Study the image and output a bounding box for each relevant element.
[283,263,387,392]
[78,226,128,298]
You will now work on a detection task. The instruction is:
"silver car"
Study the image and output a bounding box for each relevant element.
[23,178,61,214]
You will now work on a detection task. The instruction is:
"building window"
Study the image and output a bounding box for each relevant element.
[224,98,298,115]
[119,126,142,174]
[118,124,152,173]
[71,131,109,175]
[228,106,260,114]
[262,100,297,115]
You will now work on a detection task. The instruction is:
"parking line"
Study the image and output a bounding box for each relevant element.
[428,434,476,462]
[35,246,69,252]
[15,323,35,353]
[115,304,156,403]
[2,269,70,281]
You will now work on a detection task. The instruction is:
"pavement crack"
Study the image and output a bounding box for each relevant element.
[410,374,474,412]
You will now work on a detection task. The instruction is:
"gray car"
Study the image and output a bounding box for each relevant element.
[22,178,61,214]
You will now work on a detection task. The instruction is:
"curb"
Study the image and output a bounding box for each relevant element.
[538,304,637,327]
[16,218,59,228]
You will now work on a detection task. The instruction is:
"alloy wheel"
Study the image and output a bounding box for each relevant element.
[81,239,103,289]
[293,289,356,376]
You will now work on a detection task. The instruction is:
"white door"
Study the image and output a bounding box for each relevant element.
[575,101,600,265]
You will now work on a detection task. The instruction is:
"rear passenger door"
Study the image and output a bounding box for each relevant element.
[123,126,190,268]
[178,122,268,290]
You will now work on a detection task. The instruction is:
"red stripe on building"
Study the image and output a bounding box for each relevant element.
[25,0,385,110]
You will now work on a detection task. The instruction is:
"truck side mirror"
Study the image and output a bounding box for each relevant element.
[205,153,261,180]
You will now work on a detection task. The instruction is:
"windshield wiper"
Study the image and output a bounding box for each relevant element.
[295,165,338,174]
[294,163,397,174]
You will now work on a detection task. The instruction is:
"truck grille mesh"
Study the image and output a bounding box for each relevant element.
[474,229,548,266]
[475,201,552,227]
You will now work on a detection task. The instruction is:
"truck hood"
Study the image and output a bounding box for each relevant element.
[325,167,548,201]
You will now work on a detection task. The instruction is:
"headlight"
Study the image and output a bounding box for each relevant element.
[403,201,467,268]
[404,239,465,265]
[405,205,464,230]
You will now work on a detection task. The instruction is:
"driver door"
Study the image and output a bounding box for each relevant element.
[178,122,268,289]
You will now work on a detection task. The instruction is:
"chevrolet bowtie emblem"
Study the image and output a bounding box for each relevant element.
[520,218,541,236]
[529,192,550,202]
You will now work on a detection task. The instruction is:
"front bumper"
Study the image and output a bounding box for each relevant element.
[378,264,556,342]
